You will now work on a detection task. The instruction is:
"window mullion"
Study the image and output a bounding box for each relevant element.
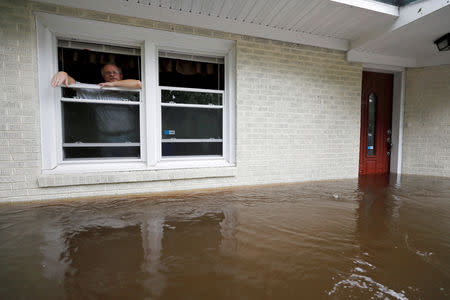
[160,86,224,94]
[61,98,140,106]
[224,47,236,164]
[53,35,64,166]
[162,139,223,143]
[161,103,223,109]
[63,143,140,147]
[144,40,159,167]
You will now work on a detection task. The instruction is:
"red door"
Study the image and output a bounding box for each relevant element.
[359,71,393,175]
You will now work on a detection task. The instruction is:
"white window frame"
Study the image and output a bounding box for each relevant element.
[159,81,224,159]
[36,13,235,174]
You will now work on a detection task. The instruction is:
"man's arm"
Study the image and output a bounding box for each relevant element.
[98,79,142,89]
[51,71,76,87]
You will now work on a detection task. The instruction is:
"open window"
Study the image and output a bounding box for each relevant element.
[57,40,142,160]
[36,13,235,174]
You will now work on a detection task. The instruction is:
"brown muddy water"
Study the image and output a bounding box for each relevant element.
[0,174,449,299]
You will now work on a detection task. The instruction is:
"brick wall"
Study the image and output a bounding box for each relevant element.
[235,40,361,184]
[402,65,450,177]
[0,0,42,200]
[0,1,362,202]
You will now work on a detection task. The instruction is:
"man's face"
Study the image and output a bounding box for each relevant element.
[102,64,123,82]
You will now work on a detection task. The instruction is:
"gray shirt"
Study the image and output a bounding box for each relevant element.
[75,87,139,135]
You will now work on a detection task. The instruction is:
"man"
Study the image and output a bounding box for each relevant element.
[51,63,142,144]
[51,63,141,89]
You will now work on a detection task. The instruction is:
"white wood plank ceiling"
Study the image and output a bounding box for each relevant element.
[38,0,450,66]
[130,0,396,41]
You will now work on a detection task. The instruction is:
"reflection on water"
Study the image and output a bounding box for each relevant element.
[0,175,449,299]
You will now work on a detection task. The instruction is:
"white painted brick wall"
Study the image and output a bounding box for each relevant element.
[403,66,450,177]
[235,40,362,185]
[0,1,362,202]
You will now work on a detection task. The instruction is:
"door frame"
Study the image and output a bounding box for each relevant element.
[361,64,406,175]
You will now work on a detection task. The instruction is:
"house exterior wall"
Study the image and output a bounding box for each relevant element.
[402,65,450,177]
[0,1,362,202]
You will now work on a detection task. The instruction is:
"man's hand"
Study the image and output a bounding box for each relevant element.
[99,80,142,89]
[98,81,116,88]
[50,71,75,87]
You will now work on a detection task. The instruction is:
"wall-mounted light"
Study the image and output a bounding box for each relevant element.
[434,33,450,51]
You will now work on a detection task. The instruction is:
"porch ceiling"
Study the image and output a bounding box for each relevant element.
[129,0,397,42]
[37,0,450,67]
[352,3,450,67]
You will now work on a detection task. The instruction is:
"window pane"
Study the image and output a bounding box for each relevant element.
[161,90,222,105]
[159,57,224,90]
[58,46,141,84]
[162,142,222,156]
[63,102,140,143]
[62,87,139,102]
[162,107,222,139]
[368,93,377,156]
[64,146,140,159]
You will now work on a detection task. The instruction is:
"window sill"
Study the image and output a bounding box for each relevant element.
[37,162,236,188]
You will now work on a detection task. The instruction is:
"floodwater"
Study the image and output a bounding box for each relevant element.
[0,175,449,299]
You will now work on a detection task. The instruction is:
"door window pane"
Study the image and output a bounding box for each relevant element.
[368,92,377,156]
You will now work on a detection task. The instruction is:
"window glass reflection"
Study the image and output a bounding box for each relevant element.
[161,90,222,105]
[368,92,377,156]
[162,107,222,140]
